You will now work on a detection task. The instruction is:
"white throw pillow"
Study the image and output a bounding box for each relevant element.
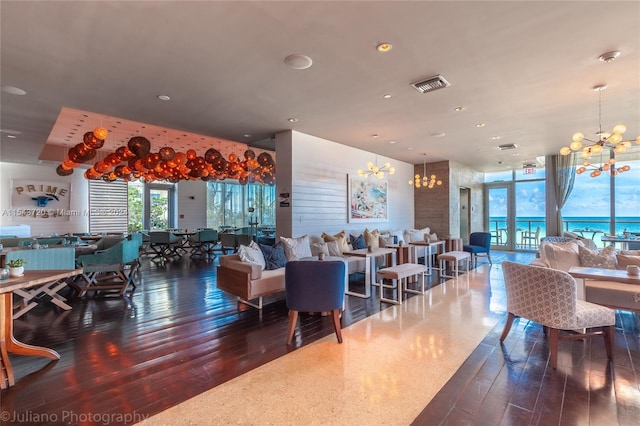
[326,240,342,257]
[539,240,580,271]
[310,241,329,256]
[280,235,312,261]
[426,232,439,242]
[238,240,266,270]
[389,229,405,244]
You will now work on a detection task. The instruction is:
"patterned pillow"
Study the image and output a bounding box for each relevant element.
[322,231,349,253]
[349,234,367,249]
[363,228,380,248]
[280,235,312,261]
[238,240,266,270]
[578,245,617,269]
[258,242,287,270]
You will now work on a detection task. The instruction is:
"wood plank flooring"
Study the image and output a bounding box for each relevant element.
[2,252,639,425]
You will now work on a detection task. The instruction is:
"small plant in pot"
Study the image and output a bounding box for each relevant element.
[7,259,26,277]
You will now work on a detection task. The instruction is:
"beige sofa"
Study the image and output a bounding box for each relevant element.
[531,240,640,313]
[217,253,368,309]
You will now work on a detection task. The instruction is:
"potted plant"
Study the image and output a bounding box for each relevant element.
[7,259,26,277]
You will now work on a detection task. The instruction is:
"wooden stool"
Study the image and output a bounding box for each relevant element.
[376,263,427,305]
[437,251,470,279]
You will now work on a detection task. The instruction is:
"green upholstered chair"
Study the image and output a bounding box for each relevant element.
[149,231,182,262]
[75,239,140,296]
[188,229,220,258]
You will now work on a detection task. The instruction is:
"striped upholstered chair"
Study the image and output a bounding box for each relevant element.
[500,261,615,369]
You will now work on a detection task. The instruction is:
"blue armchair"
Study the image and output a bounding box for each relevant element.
[285,260,346,345]
[75,239,140,296]
[463,232,492,268]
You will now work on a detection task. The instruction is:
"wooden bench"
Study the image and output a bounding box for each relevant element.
[437,251,471,279]
[376,263,427,305]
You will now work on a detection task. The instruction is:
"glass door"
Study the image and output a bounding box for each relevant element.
[145,184,175,230]
[486,184,515,251]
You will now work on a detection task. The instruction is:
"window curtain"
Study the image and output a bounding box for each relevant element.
[547,154,577,236]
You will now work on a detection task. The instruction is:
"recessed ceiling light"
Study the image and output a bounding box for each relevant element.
[372,134,379,138]
[389,140,396,144]
[382,94,392,99]
[454,106,465,112]
[288,117,298,123]
[376,43,392,52]
[1,85,27,95]
[243,134,251,138]
[7,135,17,139]
[598,51,621,63]
[284,54,313,70]
[475,123,485,128]
[157,95,171,101]
[407,147,414,150]
[491,136,501,140]
[431,132,446,138]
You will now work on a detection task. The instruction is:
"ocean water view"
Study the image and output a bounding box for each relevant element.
[488,216,640,247]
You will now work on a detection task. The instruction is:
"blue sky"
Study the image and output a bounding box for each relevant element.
[488,160,640,218]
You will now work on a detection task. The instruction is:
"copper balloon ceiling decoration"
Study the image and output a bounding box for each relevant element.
[56,127,276,185]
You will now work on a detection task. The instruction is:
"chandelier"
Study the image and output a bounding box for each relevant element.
[409,153,442,188]
[56,127,276,185]
[358,154,395,179]
[560,84,639,177]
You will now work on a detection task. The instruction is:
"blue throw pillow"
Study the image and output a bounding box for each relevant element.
[349,234,367,249]
[259,242,287,270]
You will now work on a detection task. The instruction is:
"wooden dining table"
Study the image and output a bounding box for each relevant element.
[0,268,83,389]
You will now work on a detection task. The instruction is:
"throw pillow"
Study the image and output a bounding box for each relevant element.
[238,240,266,270]
[258,242,287,270]
[379,234,395,247]
[426,232,439,242]
[310,241,329,256]
[349,234,367,250]
[280,235,312,261]
[616,254,640,269]
[322,231,349,253]
[363,228,380,248]
[539,240,580,271]
[578,245,617,269]
[326,240,342,257]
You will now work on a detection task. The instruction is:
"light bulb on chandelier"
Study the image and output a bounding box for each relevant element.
[357,140,395,179]
[560,84,639,177]
[408,153,442,189]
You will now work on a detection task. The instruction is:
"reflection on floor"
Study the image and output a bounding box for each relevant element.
[141,253,535,425]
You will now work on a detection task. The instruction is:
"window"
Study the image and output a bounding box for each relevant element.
[207,182,275,229]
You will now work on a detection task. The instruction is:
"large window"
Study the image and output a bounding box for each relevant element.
[563,156,640,242]
[207,182,275,230]
[127,181,176,231]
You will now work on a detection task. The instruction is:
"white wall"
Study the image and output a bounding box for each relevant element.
[176,180,208,230]
[275,130,414,238]
[0,161,90,235]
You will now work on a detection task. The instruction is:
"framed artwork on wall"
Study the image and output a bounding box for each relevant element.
[348,175,388,222]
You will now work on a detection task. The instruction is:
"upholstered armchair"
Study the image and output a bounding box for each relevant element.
[463,232,492,267]
[75,239,141,296]
[285,260,346,345]
[188,229,220,258]
[500,261,615,369]
[149,231,182,262]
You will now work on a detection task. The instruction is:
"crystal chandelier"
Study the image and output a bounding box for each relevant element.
[560,84,639,177]
[408,153,442,189]
[358,154,395,179]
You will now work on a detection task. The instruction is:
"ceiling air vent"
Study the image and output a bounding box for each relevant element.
[497,143,518,150]
[411,75,451,94]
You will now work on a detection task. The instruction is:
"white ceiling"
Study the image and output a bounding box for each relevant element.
[1,1,639,172]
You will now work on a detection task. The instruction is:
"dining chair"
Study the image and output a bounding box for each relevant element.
[500,261,615,369]
[149,231,182,262]
[463,232,492,268]
[521,226,541,249]
[285,260,346,345]
[189,229,220,258]
[219,233,238,254]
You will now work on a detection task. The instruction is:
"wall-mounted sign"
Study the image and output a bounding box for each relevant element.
[279,192,290,208]
[6,180,72,221]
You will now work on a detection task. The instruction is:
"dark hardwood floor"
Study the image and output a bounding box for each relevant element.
[2,252,639,425]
